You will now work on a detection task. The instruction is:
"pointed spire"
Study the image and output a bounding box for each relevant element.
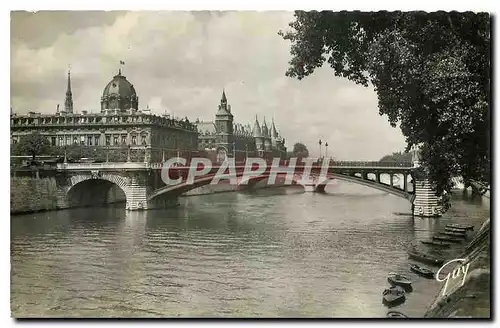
[271,117,278,138]
[221,89,227,103]
[261,116,269,137]
[252,115,262,138]
[66,68,72,94]
[217,88,232,116]
[64,67,73,113]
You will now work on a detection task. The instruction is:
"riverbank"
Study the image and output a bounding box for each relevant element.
[11,177,59,214]
[424,218,490,318]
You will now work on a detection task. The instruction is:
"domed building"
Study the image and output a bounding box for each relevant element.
[10,68,199,163]
[100,69,139,113]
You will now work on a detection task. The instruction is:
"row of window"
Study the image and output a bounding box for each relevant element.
[12,134,147,147]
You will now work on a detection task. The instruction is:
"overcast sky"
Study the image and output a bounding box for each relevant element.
[11,11,407,160]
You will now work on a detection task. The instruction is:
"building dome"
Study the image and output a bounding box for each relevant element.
[100,70,139,112]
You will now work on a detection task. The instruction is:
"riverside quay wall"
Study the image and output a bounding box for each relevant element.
[424,218,490,318]
[11,176,59,214]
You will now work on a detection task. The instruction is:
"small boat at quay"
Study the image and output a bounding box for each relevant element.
[433,235,462,243]
[410,264,435,279]
[382,286,406,307]
[439,231,467,238]
[446,224,474,231]
[408,250,445,266]
[387,273,412,288]
[445,227,469,233]
[421,240,451,248]
[386,311,408,318]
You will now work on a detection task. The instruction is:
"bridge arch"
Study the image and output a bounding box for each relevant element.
[242,172,411,199]
[66,173,129,208]
[320,174,411,199]
[149,175,216,200]
[149,171,412,201]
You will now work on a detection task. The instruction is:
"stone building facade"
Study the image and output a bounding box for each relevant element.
[10,69,199,162]
[11,70,286,163]
[196,91,287,162]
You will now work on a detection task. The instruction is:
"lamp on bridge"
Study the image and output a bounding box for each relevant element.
[318,139,323,160]
[325,142,329,160]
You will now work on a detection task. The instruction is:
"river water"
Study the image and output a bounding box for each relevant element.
[11,182,490,318]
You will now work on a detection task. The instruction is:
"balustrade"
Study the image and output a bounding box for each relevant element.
[11,113,198,132]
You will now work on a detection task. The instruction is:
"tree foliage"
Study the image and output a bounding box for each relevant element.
[379,151,412,163]
[292,142,310,158]
[279,11,490,197]
[13,132,50,160]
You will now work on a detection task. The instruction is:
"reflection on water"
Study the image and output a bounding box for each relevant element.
[11,182,489,317]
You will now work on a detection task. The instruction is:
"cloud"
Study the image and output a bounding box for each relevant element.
[10,11,406,160]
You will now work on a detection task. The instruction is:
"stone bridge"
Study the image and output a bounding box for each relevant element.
[53,160,443,217]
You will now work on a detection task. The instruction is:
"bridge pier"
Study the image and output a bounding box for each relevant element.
[413,179,442,217]
[126,178,180,211]
[126,188,180,211]
[125,183,150,210]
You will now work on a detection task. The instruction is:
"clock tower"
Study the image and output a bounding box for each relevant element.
[215,90,234,159]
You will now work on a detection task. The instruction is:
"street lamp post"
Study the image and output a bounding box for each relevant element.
[319,139,323,162]
[325,142,329,162]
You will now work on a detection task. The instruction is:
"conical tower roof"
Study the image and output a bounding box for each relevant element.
[261,117,269,137]
[271,117,278,138]
[252,115,262,137]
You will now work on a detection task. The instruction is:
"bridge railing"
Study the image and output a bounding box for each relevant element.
[56,162,151,170]
[56,159,414,170]
[327,161,413,168]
